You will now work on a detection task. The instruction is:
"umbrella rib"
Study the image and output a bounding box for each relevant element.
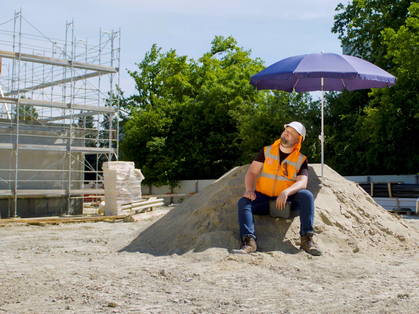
[341,78,346,89]
[293,79,299,90]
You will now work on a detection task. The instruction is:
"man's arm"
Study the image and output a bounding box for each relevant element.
[243,161,263,201]
[275,175,308,209]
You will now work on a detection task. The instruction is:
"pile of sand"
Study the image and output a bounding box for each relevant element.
[123,164,419,256]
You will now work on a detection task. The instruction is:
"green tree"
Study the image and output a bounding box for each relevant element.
[323,89,372,175]
[363,2,419,174]
[121,36,265,186]
[231,91,321,165]
[120,43,192,186]
[121,36,323,186]
[326,0,418,175]
[16,101,38,121]
[332,0,414,68]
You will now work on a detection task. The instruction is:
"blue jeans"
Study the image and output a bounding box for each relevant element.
[238,189,315,239]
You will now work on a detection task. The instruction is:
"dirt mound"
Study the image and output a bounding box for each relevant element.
[123,164,419,256]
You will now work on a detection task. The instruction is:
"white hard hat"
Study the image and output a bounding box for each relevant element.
[284,121,306,141]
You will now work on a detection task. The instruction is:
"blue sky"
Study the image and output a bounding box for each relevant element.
[1,0,345,97]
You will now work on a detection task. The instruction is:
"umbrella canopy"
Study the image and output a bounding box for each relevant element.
[250,53,396,92]
[249,52,396,177]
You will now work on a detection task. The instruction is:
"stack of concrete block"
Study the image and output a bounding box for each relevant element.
[102,161,145,216]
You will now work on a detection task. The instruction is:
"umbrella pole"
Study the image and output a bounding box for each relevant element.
[320,78,324,179]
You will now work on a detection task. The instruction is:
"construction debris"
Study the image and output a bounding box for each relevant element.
[123,211,165,222]
[0,215,127,226]
[102,161,145,216]
[0,197,167,226]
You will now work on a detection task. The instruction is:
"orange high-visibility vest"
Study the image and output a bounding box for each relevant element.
[255,142,307,197]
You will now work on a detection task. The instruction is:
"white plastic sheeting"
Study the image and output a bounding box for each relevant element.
[103,162,145,216]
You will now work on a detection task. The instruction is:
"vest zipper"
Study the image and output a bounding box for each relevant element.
[272,148,284,196]
[272,162,281,196]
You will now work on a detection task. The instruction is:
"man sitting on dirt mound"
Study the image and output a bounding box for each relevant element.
[233,121,322,256]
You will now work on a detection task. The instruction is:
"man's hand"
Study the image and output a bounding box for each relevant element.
[275,175,308,209]
[244,191,256,201]
[275,191,289,209]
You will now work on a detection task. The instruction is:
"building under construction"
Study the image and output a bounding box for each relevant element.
[0,10,120,218]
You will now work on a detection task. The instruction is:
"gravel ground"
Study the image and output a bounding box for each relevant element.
[1,210,419,314]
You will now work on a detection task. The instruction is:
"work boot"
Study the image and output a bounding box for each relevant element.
[300,233,322,256]
[232,236,257,254]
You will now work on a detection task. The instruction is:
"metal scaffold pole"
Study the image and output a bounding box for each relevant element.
[13,10,22,218]
[0,10,120,218]
[67,19,74,215]
[116,27,121,161]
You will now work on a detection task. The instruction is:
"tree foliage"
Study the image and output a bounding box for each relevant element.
[231,91,321,165]
[365,2,419,174]
[327,0,419,175]
[114,1,419,182]
[332,0,414,68]
[17,104,38,121]
[120,36,320,186]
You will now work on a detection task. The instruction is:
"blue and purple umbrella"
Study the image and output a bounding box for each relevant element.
[250,52,396,177]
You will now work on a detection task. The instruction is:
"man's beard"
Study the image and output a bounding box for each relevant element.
[280,135,291,146]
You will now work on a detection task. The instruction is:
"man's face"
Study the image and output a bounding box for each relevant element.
[280,127,300,146]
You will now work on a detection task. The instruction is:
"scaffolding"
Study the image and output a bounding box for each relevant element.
[0,9,120,218]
